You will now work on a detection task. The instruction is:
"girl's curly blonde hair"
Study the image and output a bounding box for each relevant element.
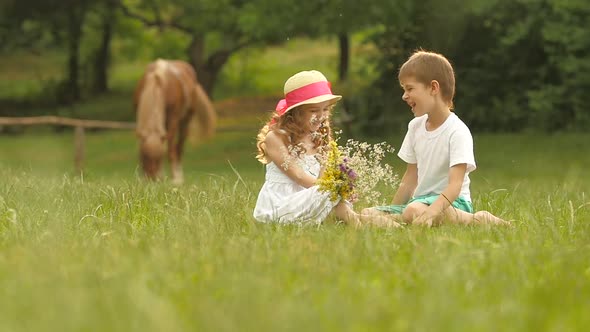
[256,106,333,164]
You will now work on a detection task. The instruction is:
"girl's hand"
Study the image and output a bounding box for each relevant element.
[264,131,317,188]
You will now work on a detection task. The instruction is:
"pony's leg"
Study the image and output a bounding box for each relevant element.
[171,162,184,185]
[173,114,194,183]
[154,157,164,180]
[140,153,152,179]
[167,117,183,185]
[141,153,161,180]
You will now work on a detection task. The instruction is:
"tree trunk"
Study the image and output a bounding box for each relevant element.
[201,52,231,97]
[64,7,85,103]
[92,3,114,94]
[337,33,353,135]
[187,35,208,91]
[187,34,233,98]
[338,33,350,82]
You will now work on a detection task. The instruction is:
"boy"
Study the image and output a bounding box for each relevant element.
[362,50,507,226]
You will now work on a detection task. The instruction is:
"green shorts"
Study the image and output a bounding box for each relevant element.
[374,194,474,214]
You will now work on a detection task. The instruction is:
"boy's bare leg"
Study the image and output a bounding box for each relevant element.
[401,202,429,224]
[441,206,508,225]
[334,203,402,228]
[360,208,403,228]
[472,210,510,225]
[403,202,509,226]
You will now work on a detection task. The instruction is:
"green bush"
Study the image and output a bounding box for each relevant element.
[354,0,590,134]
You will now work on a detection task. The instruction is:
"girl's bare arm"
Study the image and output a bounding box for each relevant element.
[264,131,317,188]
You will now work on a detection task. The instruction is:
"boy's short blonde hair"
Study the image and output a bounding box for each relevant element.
[399,50,456,108]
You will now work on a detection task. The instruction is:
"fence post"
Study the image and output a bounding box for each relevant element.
[0,116,135,173]
[74,126,85,173]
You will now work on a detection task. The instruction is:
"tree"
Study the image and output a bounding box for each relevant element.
[311,1,387,82]
[351,0,465,135]
[454,0,590,132]
[354,0,590,134]
[114,0,308,96]
[2,0,99,103]
[89,1,117,94]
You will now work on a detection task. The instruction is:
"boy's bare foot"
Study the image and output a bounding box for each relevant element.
[474,211,511,226]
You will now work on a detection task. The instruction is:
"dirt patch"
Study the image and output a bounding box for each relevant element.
[213,95,280,118]
[212,95,281,131]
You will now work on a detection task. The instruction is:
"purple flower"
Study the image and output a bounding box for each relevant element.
[339,163,347,173]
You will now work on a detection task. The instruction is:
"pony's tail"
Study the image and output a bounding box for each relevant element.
[191,82,217,140]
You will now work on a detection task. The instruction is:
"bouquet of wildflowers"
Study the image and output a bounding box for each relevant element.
[339,139,399,206]
[318,137,399,206]
[317,140,358,202]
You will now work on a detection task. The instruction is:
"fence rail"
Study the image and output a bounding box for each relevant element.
[0,116,136,173]
[0,116,135,129]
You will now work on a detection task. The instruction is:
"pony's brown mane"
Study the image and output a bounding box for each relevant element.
[136,60,167,141]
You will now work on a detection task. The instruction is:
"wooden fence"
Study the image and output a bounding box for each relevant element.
[0,116,135,173]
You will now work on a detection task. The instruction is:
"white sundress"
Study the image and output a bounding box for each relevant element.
[253,154,340,224]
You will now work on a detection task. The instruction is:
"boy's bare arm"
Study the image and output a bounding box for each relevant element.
[391,164,418,205]
[417,164,466,224]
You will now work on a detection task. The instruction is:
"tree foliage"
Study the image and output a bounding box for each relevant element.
[1,0,589,133]
[355,0,590,134]
[114,0,316,95]
[1,0,115,103]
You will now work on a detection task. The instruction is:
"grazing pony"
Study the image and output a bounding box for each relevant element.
[134,59,216,184]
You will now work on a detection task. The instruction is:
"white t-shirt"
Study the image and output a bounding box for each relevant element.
[397,113,476,201]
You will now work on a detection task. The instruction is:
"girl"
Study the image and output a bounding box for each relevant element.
[253,70,399,227]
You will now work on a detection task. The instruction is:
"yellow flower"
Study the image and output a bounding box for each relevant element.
[318,140,357,202]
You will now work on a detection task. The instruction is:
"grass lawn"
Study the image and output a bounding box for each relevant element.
[1,36,589,332]
[1,124,589,331]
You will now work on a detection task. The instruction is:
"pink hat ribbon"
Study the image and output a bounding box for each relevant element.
[275,81,333,116]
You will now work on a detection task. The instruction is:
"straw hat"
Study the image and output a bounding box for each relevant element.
[275,70,342,116]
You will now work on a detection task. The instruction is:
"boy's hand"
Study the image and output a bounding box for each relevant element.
[413,209,442,227]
